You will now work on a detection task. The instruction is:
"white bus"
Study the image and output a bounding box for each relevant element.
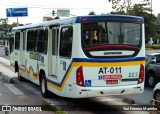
[10,15,145,98]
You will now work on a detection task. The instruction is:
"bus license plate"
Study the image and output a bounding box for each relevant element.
[106,80,118,85]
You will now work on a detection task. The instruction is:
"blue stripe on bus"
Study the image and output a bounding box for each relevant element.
[47,79,61,86]
[72,57,145,62]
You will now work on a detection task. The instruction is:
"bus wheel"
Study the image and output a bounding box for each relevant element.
[18,72,25,81]
[40,75,49,98]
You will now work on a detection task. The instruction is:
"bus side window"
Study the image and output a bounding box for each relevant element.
[35,29,45,53]
[15,32,20,50]
[27,30,35,52]
[59,26,73,58]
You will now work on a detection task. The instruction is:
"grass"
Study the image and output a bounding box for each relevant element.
[41,101,66,114]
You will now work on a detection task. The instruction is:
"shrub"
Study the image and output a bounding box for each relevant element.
[152,45,160,49]
[145,44,152,48]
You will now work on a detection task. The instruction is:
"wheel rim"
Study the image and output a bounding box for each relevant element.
[149,76,154,86]
[155,92,160,101]
[41,79,46,94]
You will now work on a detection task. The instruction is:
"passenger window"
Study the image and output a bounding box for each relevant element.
[15,32,20,50]
[59,26,73,58]
[35,29,48,54]
[83,23,108,46]
[27,30,35,51]
[27,29,48,54]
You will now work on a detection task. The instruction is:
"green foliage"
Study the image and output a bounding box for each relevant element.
[129,3,157,39]
[42,101,66,114]
[88,11,96,15]
[145,44,160,50]
[109,0,158,42]
[145,44,152,48]
[110,0,150,14]
[110,11,126,15]
[151,45,160,49]
[154,33,160,40]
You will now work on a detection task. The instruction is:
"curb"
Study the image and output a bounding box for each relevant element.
[0,72,14,83]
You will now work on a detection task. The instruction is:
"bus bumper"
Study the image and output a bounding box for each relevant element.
[72,84,144,98]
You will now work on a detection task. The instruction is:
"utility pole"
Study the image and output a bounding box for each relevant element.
[17,17,19,26]
[151,0,152,34]
[150,0,153,45]
[4,18,8,47]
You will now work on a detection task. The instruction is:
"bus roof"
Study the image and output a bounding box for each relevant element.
[12,14,144,30]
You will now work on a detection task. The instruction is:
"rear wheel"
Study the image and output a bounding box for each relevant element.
[40,75,49,98]
[147,73,156,87]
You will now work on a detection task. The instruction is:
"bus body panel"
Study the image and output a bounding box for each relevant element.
[82,63,142,87]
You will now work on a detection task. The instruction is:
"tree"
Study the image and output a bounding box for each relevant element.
[88,11,96,15]
[109,0,158,43]
[109,0,150,14]
[128,3,157,40]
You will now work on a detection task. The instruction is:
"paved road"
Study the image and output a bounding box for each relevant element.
[116,87,153,105]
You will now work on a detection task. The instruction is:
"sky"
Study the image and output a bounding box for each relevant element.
[0,0,159,24]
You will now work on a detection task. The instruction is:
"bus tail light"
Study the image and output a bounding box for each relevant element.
[82,18,87,22]
[76,66,84,86]
[135,19,142,23]
[138,64,144,84]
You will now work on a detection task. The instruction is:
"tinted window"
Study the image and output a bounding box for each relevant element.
[27,30,35,51]
[59,26,73,58]
[15,32,20,49]
[44,29,48,54]
[27,29,48,53]
[83,22,141,47]
[35,29,48,54]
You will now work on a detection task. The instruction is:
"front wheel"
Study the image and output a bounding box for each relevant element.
[40,75,49,98]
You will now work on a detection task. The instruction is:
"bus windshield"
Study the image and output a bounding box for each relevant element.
[82,21,141,47]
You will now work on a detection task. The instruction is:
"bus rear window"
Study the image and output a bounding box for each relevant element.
[82,21,141,47]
